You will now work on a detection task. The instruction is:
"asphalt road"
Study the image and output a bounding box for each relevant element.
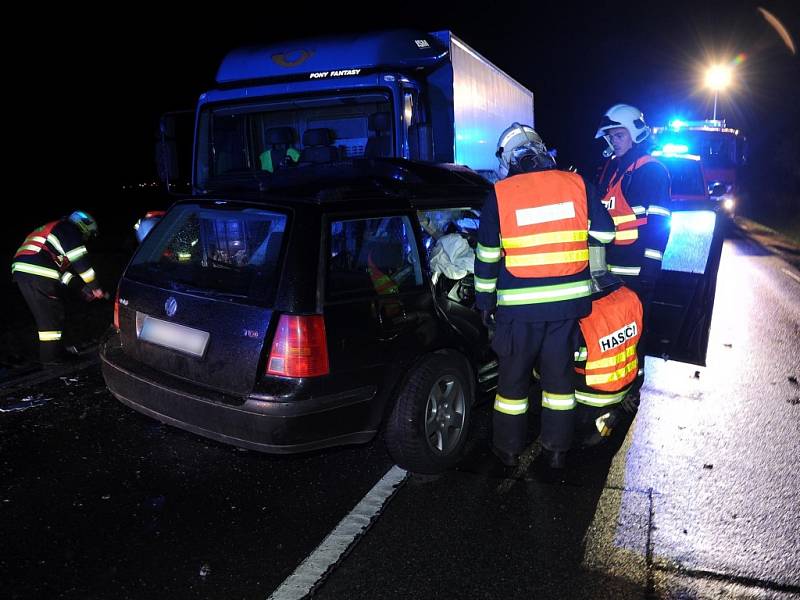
[1,229,799,599]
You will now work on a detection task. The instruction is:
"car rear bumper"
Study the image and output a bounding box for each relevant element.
[101,345,378,454]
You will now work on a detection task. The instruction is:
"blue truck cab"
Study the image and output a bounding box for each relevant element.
[190,29,534,192]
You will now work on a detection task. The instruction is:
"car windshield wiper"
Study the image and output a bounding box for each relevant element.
[168,281,249,300]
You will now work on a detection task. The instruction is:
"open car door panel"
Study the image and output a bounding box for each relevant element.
[646,208,725,366]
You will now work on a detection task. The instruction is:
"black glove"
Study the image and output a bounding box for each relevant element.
[481,309,496,329]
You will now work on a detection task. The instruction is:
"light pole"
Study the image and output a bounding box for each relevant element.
[705,64,733,121]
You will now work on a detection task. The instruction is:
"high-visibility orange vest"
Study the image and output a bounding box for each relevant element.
[367,253,400,295]
[601,155,659,246]
[14,221,65,268]
[576,286,643,392]
[496,170,589,278]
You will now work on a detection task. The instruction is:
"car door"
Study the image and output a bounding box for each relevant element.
[646,206,725,366]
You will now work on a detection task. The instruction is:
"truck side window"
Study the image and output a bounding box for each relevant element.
[327,216,423,298]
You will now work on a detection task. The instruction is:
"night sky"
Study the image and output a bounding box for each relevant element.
[14,1,798,202]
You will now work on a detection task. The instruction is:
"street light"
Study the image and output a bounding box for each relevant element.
[705,64,733,121]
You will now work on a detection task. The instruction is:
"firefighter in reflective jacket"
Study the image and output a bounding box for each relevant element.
[475,124,615,470]
[11,211,106,365]
[594,104,671,430]
[573,284,643,446]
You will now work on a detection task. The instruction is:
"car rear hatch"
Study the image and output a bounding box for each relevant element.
[116,201,288,395]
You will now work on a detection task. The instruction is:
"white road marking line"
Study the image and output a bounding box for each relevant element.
[782,268,800,284]
[266,465,408,600]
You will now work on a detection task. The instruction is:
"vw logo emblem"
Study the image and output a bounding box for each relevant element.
[165,296,178,317]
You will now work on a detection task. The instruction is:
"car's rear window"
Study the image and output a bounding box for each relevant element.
[127,203,287,305]
[663,158,706,197]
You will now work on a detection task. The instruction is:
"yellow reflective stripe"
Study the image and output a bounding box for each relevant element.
[501,230,587,249]
[615,230,639,241]
[575,388,630,407]
[494,395,528,415]
[505,249,589,267]
[542,391,576,411]
[476,244,501,263]
[644,249,663,261]
[47,234,66,256]
[30,236,47,244]
[588,230,615,243]
[574,347,588,362]
[20,244,42,253]
[11,262,61,279]
[608,265,641,276]
[647,205,671,217]
[61,272,74,285]
[79,268,96,283]
[498,280,593,305]
[65,246,88,261]
[585,361,639,386]
[612,214,637,225]
[474,277,497,292]
[585,346,637,370]
[38,331,62,341]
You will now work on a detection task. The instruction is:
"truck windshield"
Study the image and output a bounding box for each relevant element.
[127,204,288,305]
[196,92,393,191]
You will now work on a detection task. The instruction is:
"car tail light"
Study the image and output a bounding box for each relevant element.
[266,314,329,377]
[113,287,120,330]
[144,210,166,219]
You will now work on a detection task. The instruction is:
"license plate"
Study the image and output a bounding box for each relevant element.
[138,314,210,357]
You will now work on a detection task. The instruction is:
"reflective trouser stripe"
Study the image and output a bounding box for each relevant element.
[476,244,501,262]
[498,280,593,306]
[65,245,88,262]
[61,272,74,285]
[575,388,630,407]
[474,276,497,293]
[542,391,576,411]
[647,205,671,217]
[608,265,641,276]
[501,229,588,249]
[644,249,663,261]
[504,249,588,268]
[19,244,41,253]
[79,268,96,283]
[11,262,60,279]
[574,347,588,362]
[38,331,62,342]
[494,395,528,415]
[585,360,638,386]
[585,346,636,370]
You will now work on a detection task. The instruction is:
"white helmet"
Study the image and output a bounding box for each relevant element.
[595,104,650,155]
[495,122,554,176]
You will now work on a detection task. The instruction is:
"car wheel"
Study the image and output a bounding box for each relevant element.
[385,354,472,474]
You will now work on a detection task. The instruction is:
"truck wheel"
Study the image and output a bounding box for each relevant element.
[385,355,472,474]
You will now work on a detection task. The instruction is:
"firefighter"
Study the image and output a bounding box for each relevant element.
[593,104,672,437]
[572,247,644,446]
[475,123,615,470]
[11,211,106,366]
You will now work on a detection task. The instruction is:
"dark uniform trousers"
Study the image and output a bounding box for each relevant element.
[15,273,67,363]
[493,318,580,454]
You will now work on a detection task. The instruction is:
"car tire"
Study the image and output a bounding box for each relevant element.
[385,354,472,474]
